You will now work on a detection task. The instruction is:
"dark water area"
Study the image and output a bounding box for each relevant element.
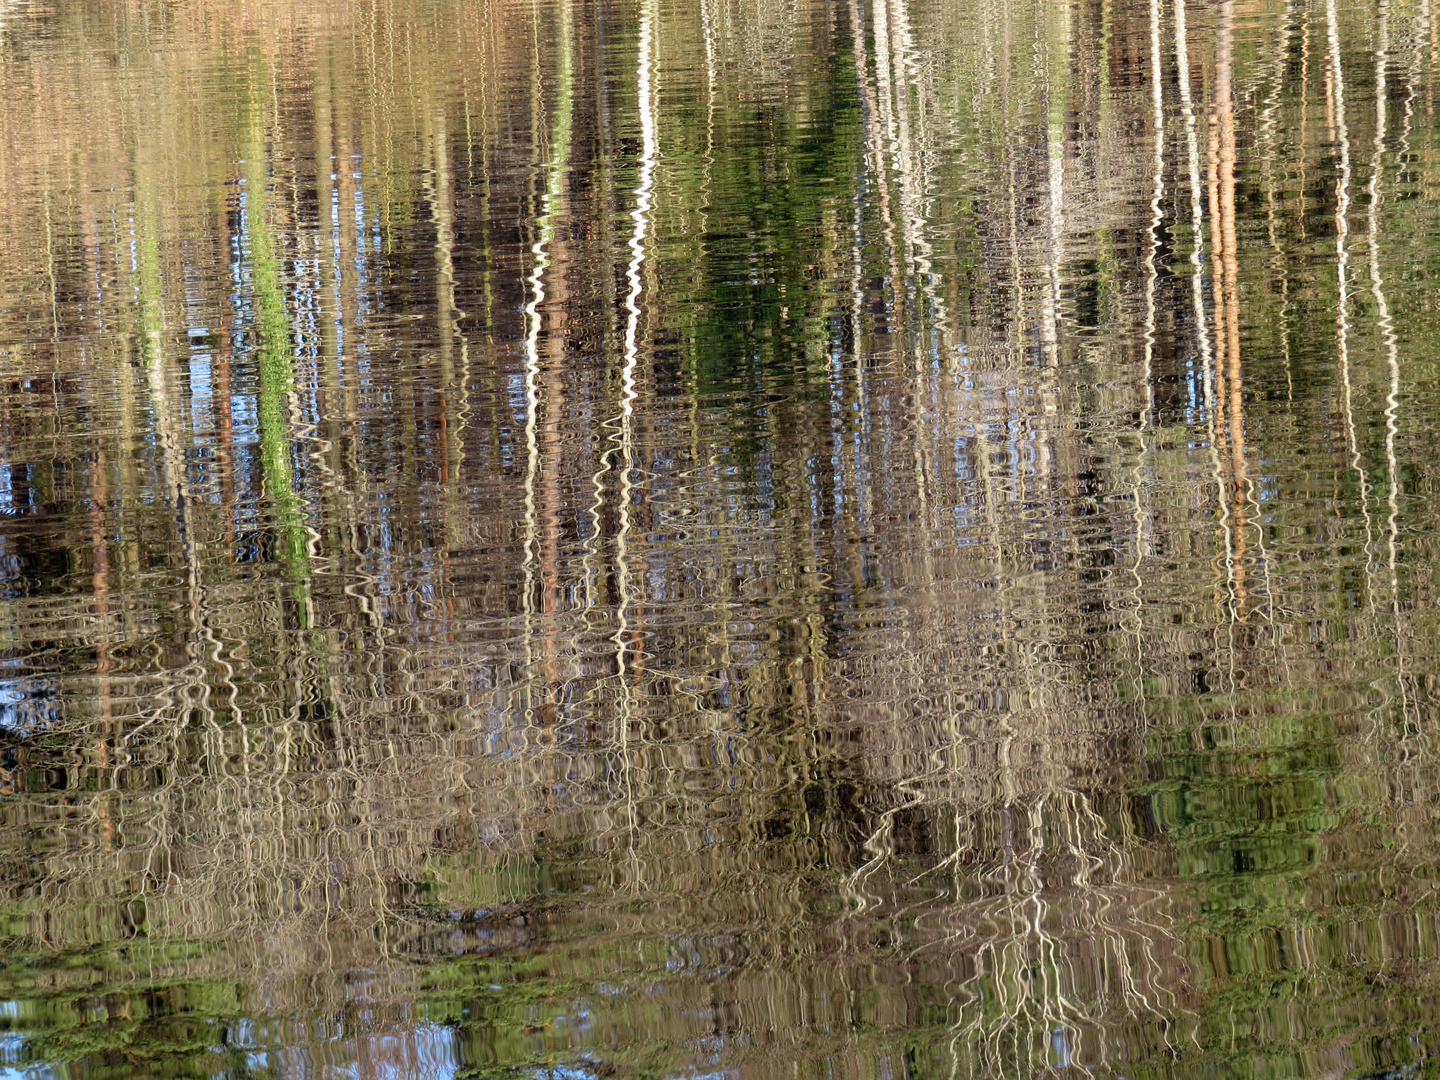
[2,0,1440,1076]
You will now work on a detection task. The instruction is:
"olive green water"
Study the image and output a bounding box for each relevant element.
[1,0,1439,1076]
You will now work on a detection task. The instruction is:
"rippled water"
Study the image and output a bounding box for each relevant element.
[2,0,1440,1075]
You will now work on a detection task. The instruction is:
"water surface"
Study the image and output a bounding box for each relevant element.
[1,0,1439,1076]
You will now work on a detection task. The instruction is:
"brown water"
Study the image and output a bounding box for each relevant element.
[1,0,1439,1076]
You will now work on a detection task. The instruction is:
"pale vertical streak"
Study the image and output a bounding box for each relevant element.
[433,113,471,554]
[847,0,881,386]
[1299,7,1313,255]
[865,0,908,352]
[886,0,951,350]
[1431,0,1439,119]
[1131,0,1165,701]
[884,0,969,673]
[871,0,899,213]
[1004,0,1024,354]
[843,0,903,922]
[881,0,937,619]
[522,0,574,653]
[1367,0,1411,727]
[520,0,546,720]
[847,0,875,563]
[1394,0,1426,767]
[1207,0,1258,642]
[1141,0,1163,434]
[1176,0,1234,618]
[522,3,547,627]
[612,0,658,842]
[849,0,870,373]
[700,0,718,224]
[847,0,886,585]
[1326,0,1376,602]
[1042,0,1069,368]
[695,0,723,690]
[581,12,620,626]
[1259,3,1298,404]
